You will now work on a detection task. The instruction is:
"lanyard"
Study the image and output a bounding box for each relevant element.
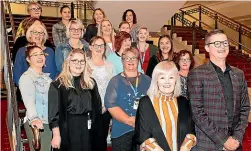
[123,72,139,96]
[138,43,147,66]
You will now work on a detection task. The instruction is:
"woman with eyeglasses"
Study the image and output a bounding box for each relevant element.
[12,17,54,63]
[52,5,71,47]
[13,24,57,86]
[146,35,174,78]
[84,8,106,42]
[173,50,195,98]
[97,19,116,56]
[55,19,89,73]
[104,47,151,151]
[16,2,42,40]
[49,49,103,151]
[87,36,116,150]
[107,31,142,75]
[19,45,52,151]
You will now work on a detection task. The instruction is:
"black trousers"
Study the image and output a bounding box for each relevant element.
[112,131,134,151]
[102,111,112,150]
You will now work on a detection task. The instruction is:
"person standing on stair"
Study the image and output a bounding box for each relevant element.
[15,2,42,40]
[173,50,195,98]
[84,8,106,42]
[52,5,71,47]
[132,26,158,73]
[122,9,140,43]
[13,24,57,85]
[146,35,174,77]
[19,45,52,151]
[188,29,250,151]
[55,19,89,73]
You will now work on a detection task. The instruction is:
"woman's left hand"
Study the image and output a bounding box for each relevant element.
[180,146,190,151]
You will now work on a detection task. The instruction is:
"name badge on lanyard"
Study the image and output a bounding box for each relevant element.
[124,72,139,110]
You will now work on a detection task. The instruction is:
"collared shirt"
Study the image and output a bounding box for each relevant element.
[55,38,89,72]
[19,68,52,124]
[211,61,234,127]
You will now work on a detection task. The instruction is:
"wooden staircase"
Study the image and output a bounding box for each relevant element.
[164,25,251,87]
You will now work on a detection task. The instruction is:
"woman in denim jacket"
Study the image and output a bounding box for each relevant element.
[55,19,89,73]
[19,45,52,151]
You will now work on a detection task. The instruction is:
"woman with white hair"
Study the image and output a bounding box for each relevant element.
[55,19,89,72]
[134,61,196,151]
[49,49,103,151]
[13,23,57,85]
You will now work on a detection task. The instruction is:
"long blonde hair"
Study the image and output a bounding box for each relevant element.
[97,19,116,43]
[56,48,94,89]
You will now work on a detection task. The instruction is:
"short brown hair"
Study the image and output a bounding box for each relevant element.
[22,17,41,34]
[119,21,130,28]
[173,50,195,70]
[114,31,131,51]
[205,29,225,44]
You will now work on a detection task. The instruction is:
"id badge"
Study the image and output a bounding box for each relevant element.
[88,119,91,129]
[133,99,139,110]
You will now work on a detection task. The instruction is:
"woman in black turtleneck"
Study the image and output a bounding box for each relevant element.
[48,48,104,151]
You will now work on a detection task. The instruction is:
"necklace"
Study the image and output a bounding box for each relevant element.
[123,72,139,97]
[69,39,82,49]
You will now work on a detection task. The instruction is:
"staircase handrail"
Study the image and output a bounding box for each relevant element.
[5,1,16,41]
[179,4,251,38]
[171,11,251,53]
[8,0,94,9]
[1,1,21,150]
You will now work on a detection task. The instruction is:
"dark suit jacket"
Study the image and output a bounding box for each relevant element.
[134,96,195,151]
[84,24,98,42]
[187,62,250,150]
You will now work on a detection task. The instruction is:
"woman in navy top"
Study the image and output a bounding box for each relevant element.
[13,23,57,85]
[105,47,151,151]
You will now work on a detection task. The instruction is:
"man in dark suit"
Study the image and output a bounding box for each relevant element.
[188,29,250,151]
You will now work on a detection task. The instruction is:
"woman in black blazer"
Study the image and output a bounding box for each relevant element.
[134,61,196,151]
[84,8,106,42]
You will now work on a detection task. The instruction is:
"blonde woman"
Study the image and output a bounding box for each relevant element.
[48,49,103,151]
[134,61,196,151]
[97,19,116,56]
[13,23,57,85]
[16,2,42,40]
[55,19,89,72]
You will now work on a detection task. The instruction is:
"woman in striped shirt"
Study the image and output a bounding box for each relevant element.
[135,61,196,151]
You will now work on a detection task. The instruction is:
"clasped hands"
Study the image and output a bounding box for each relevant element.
[223,136,240,151]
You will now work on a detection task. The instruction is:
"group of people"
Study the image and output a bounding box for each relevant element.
[12,2,250,151]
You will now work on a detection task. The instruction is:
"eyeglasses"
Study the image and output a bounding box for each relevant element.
[30,53,46,57]
[31,31,45,36]
[179,58,191,63]
[206,40,229,48]
[70,59,86,65]
[92,44,105,49]
[69,28,82,33]
[122,56,138,62]
[29,8,42,12]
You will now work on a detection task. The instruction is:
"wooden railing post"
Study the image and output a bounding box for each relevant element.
[83,2,87,26]
[199,5,202,28]
[71,2,74,18]
[214,14,218,29]
[173,14,176,26]
[239,26,242,50]
[181,11,184,26]
[192,22,196,55]
[170,15,174,39]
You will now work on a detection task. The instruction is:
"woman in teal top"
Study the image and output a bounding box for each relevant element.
[107,31,142,74]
